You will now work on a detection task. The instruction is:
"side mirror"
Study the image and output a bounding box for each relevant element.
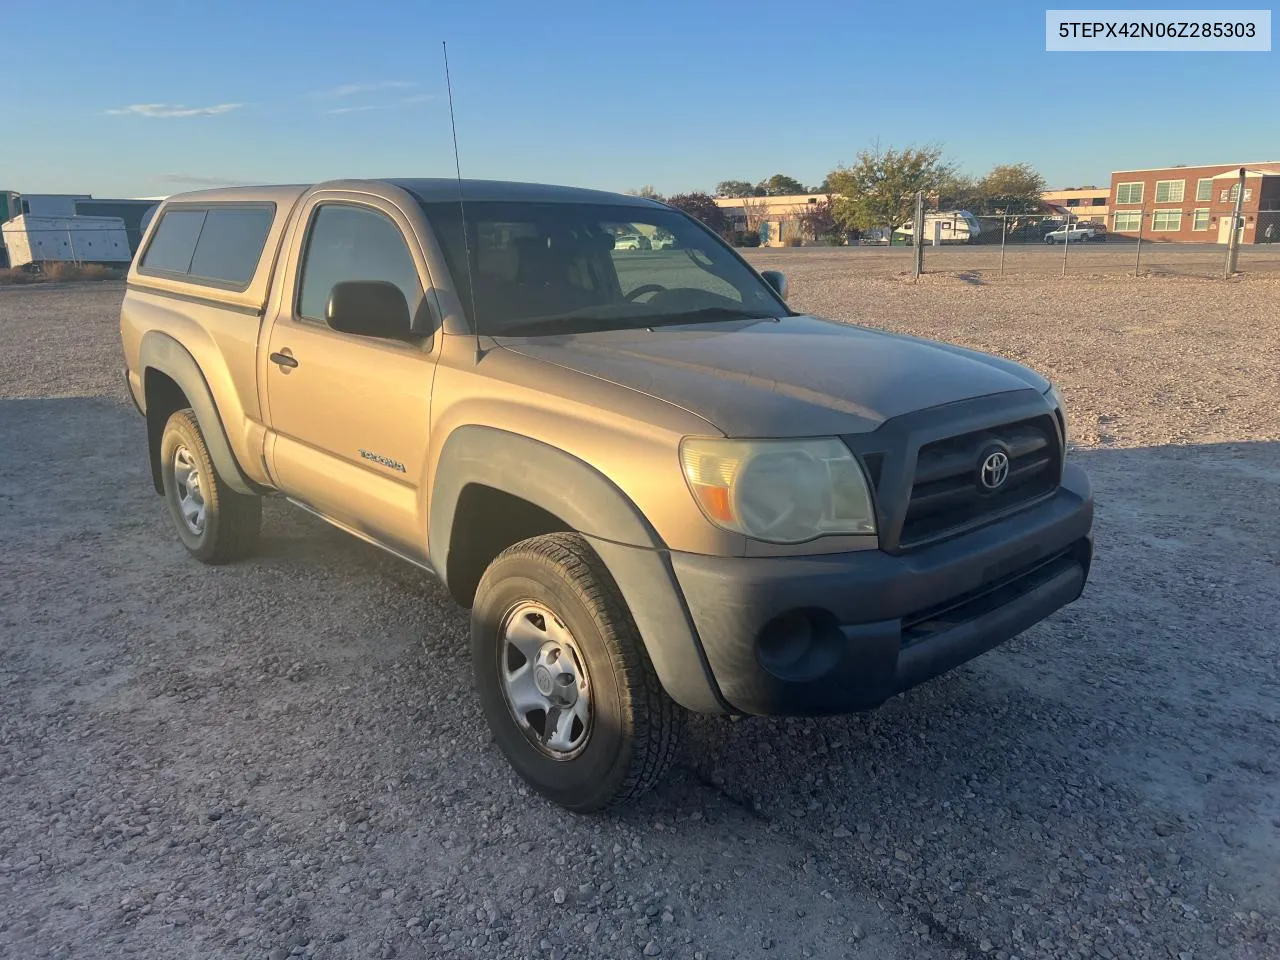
[326,281,412,339]
[760,270,788,299]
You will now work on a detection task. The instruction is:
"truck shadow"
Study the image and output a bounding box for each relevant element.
[3,396,1278,870]
[639,440,1280,866]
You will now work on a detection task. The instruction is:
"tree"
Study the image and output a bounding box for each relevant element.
[625,185,665,201]
[795,199,838,242]
[740,197,772,232]
[937,173,982,211]
[826,145,954,235]
[665,192,726,233]
[716,179,755,198]
[756,173,807,196]
[976,163,1046,214]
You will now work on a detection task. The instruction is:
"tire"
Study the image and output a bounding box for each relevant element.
[471,532,683,811]
[159,409,261,564]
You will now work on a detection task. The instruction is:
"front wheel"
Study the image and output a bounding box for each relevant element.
[471,533,683,811]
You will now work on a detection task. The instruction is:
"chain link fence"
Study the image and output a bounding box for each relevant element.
[751,205,1280,280]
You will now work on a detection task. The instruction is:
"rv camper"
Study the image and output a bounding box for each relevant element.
[896,210,982,244]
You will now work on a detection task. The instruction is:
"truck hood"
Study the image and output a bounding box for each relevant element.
[495,314,1049,437]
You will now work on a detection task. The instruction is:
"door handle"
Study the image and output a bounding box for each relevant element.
[270,351,299,369]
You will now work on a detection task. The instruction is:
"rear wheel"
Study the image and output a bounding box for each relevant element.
[471,533,683,811]
[159,409,261,564]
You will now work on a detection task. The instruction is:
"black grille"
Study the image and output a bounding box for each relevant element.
[899,415,1060,547]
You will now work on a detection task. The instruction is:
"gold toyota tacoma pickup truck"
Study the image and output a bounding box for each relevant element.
[120,179,1093,811]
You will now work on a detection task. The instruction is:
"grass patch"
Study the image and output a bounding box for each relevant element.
[0,263,125,285]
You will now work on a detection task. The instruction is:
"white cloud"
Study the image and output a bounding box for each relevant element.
[106,103,243,118]
[316,80,415,98]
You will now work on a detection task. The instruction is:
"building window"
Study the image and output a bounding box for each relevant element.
[1115,182,1144,204]
[1196,178,1213,202]
[1151,210,1182,231]
[1113,211,1142,231]
[1192,209,1211,230]
[1221,185,1255,203]
[1154,180,1185,203]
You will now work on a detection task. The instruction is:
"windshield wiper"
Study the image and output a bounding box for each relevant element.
[639,307,776,329]
[495,314,633,337]
[496,306,773,337]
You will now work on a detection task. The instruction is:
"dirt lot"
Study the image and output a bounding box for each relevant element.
[2,271,1278,960]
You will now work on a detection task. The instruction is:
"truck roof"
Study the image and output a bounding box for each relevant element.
[153,179,663,209]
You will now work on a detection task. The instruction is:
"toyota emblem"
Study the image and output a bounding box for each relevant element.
[979,450,1010,490]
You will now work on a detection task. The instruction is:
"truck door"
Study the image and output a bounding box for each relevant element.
[261,194,438,559]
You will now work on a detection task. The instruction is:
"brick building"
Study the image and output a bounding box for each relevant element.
[1108,161,1280,243]
[1041,187,1109,224]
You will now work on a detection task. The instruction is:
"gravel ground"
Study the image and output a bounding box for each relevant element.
[1,274,1277,960]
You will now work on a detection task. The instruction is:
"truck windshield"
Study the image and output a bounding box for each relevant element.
[419,200,788,336]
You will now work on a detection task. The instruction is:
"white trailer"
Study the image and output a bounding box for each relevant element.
[896,210,982,244]
[0,214,132,267]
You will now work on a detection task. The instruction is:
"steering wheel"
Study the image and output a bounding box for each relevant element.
[625,283,667,302]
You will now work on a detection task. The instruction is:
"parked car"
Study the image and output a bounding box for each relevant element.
[1044,223,1105,244]
[120,178,1093,811]
[613,233,650,251]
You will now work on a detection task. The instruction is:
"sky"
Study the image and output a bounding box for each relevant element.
[1,0,1276,199]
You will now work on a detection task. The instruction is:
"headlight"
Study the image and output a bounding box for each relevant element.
[1044,385,1068,443]
[680,437,876,544]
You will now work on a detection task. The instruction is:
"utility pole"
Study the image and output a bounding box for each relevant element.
[1224,167,1246,278]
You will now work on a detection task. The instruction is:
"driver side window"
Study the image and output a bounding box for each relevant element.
[297,204,425,326]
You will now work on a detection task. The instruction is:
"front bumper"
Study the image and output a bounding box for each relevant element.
[669,463,1093,715]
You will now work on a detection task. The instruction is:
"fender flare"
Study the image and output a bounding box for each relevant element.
[138,331,258,496]
[429,425,730,714]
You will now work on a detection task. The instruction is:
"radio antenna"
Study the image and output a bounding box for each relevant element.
[443,41,481,364]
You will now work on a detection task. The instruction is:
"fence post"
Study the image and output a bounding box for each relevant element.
[999,215,1007,276]
[912,191,924,280]
[1060,216,1070,277]
[1224,167,1246,278]
[1133,210,1144,277]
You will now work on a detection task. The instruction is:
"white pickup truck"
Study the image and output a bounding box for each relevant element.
[1044,223,1106,244]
